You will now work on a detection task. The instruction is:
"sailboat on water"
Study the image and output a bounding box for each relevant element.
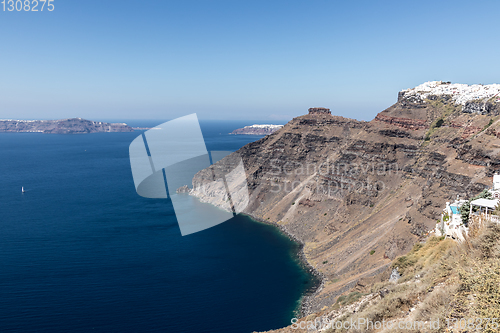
[22,186,25,193]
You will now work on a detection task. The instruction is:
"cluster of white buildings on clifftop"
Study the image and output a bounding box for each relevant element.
[436,174,500,241]
[242,124,283,130]
[402,81,500,105]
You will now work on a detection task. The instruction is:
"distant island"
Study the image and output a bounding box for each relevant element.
[230,124,283,135]
[0,118,134,134]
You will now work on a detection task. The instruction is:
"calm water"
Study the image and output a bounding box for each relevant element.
[0,120,317,333]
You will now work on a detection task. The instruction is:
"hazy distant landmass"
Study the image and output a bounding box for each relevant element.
[0,118,134,134]
[230,124,283,135]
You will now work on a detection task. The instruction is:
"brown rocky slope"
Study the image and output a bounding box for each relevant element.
[190,83,500,327]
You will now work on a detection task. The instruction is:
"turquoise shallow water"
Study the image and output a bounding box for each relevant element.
[0,120,318,333]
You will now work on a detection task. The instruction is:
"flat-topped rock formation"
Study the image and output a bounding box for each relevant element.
[308,107,331,115]
[230,124,283,135]
[0,118,134,134]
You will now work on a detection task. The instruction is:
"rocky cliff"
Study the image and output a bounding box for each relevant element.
[0,118,134,134]
[190,81,500,317]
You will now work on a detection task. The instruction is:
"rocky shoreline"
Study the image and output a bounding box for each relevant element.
[186,183,325,317]
[241,212,325,318]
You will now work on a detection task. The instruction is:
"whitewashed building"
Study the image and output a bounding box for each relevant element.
[436,197,468,240]
[468,173,500,223]
[436,174,500,240]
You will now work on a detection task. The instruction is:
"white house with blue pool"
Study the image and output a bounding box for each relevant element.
[436,174,500,241]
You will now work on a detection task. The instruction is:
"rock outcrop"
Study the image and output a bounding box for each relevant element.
[0,118,134,134]
[308,107,331,115]
[190,81,500,318]
[176,185,190,193]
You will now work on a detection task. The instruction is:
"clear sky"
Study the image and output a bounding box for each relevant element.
[1,0,500,121]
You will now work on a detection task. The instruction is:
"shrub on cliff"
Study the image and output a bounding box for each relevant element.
[460,189,492,224]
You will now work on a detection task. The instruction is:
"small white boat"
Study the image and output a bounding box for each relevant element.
[22,186,25,193]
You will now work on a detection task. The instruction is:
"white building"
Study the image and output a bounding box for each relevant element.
[436,173,500,240]
[489,173,500,198]
[469,198,500,216]
[469,173,500,221]
[436,197,468,241]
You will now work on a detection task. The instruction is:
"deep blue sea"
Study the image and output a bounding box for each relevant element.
[0,120,318,333]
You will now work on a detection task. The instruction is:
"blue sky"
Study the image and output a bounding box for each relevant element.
[1,0,500,121]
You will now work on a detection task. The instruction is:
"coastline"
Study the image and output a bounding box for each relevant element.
[178,191,323,317]
[241,212,325,318]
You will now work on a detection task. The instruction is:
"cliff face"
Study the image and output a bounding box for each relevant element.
[0,118,134,134]
[190,82,500,314]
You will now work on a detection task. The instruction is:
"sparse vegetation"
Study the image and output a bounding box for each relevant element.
[369,250,375,255]
[443,212,449,222]
[449,223,500,332]
[316,223,500,333]
[333,291,366,309]
[424,117,445,142]
[460,200,470,224]
[420,99,461,145]
[494,202,500,216]
[484,117,494,130]
[434,118,444,128]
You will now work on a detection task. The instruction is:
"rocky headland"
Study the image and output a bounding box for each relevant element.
[230,124,284,135]
[188,81,500,330]
[0,118,134,134]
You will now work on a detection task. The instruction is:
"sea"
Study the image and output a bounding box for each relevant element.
[0,120,319,333]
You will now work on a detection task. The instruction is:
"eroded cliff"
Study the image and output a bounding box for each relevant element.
[190,81,500,317]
